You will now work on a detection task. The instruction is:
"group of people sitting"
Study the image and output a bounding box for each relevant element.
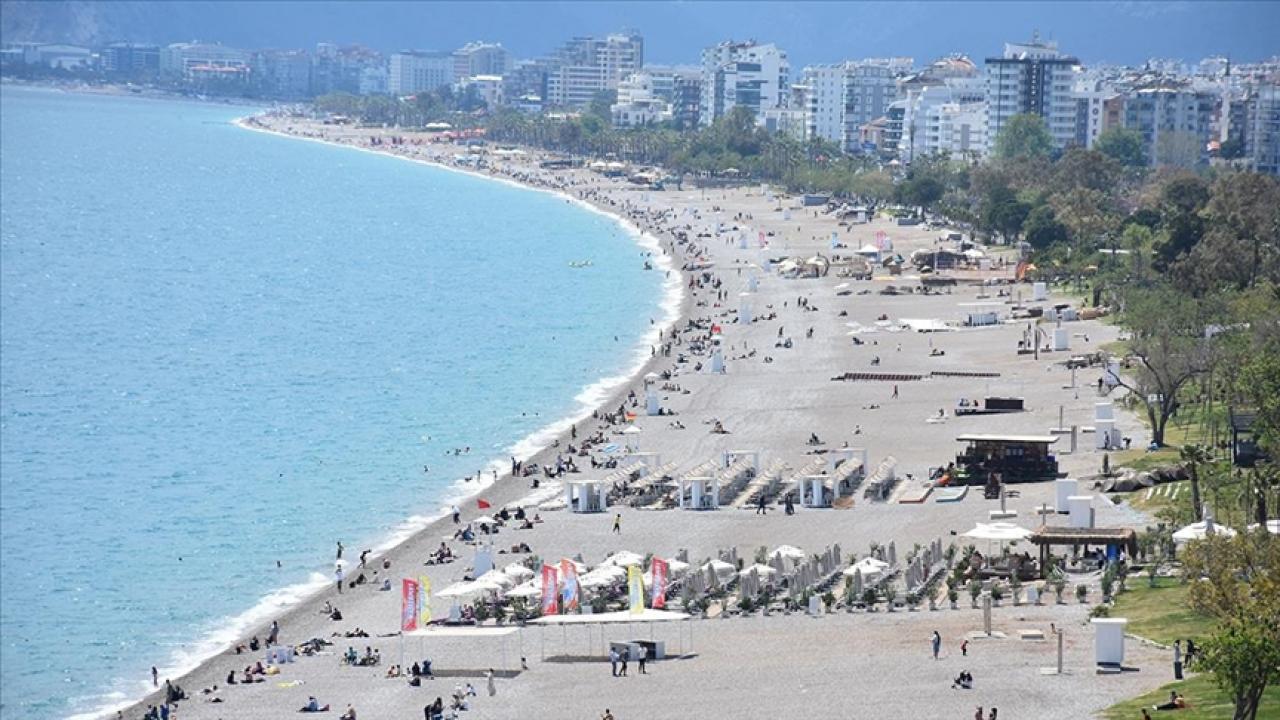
[225,663,267,685]
[951,670,974,690]
[427,542,456,565]
[343,646,381,667]
[406,659,434,686]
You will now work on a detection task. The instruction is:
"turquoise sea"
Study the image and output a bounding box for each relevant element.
[0,85,667,718]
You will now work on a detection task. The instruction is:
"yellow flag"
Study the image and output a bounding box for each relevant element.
[627,565,644,614]
[418,575,432,625]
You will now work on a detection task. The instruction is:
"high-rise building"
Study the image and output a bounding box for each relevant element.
[1122,84,1216,167]
[611,73,673,127]
[699,40,789,126]
[984,36,1081,153]
[842,63,898,152]
[253,49,312,99]
[311,44,383,96]
[388,51,453,94]
[1242,84,1280,175]
[160,42,251,80]
[802,65,846,145]
[671,72,703,130]
[452,42,512,82]
[543,32,644,108]
[101,43,160,74]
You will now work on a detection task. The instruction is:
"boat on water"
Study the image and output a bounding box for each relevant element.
[569,260,593,268]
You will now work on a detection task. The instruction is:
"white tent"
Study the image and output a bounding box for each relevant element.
[505,580,543,599]
[578,565,626,589]
[1247,519,1280,535]
[1173,520,1238,544]
[961,522,1032,542]
[437,579,502,598]
[476,570,516,588]
[622,424,643,435]
[530,609,690,625]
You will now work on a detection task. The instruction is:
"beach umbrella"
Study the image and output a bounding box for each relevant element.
[622,425,643,435]
[502,563,535,581]
[665,559,690,575]
[473,515,498,526]
[438,580,498,599]
[701,559,735,582]
[505,580,542,599]
[960,523,1032,542]
[738,563,778,578]
[476,570,515,588]
[770,545,806,561]
[845,557,888,578]
[602,550,647,568]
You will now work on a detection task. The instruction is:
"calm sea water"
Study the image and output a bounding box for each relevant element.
[0,86,666,718]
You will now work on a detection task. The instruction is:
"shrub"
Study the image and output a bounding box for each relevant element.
[1076,583,1089,603]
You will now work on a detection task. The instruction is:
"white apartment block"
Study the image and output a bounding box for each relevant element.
[160,42,250,78]
[611,73,673,127]
[544,33,644,108]
[699,41,789,126]
[1123,85,1217,167]
[802,65,846,145]
[898,77,983,161]
[984,37,1081,153]
[389,51,453,94]
[452,42,512,82]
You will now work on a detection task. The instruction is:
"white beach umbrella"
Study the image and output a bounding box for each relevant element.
[770,545,807,561]
[503,563,535,581]
[602,550,647,568]
[437,580,497,599]
[844,557,889,578]
[505,580,543,599]
[622,424,643,435]
[738,563,778,578]
[700,559,735,581]
[665,559,690,575]
[476,570,515,588]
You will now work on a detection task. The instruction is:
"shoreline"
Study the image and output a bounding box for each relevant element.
[98,116,691,720]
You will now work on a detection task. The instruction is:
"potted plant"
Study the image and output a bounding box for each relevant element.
[1034,581,1045,606]
[592,595,609,614]
[1009,576,1023,606]
[737,595,755,615]
[1100,570,1115,603]
[862,588,878,612]
[883,585,898,612]
[1146,561,1159,588]
[474,602,491,624]
[944,544,957,568]
[948,587,959,610]
[968,579,982,609]
[822,591,837,613]
[990,581,1004,607]
[1076,583,1089,604]
[906,591,921,612]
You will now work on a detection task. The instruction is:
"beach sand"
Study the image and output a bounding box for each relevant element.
[117,114,1164,720]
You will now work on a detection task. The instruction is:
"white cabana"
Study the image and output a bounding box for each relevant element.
[1173,520,1238,544]
[700,559,735,581]
[961,522,1033,542]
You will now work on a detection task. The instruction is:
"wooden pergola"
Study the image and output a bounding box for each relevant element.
[1028,526,1138,575]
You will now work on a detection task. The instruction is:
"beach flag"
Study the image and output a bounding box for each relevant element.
[650,558,669,610]
[559,558,580,612]
[875,230,888,251]
[477,499,491,509]
[758,230,766,248]
[401,579,420,632]
[418,575,431,626]
[540,565,559,616]
[627,565,644,614]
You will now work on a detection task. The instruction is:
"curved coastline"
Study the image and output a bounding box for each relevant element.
[98,116,689,720]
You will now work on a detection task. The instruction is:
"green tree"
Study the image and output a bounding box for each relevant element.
[1113,284,1218,446]
[1182,532,1280,720]
[1218,136,1246,160]
[1022,204,1068,250]
[993,113,1053,161]
[1153,175,1211,270]
[1177,173,1280,292]
[1180,443,1213,521]
[587,90,617,124]
[981,185,1031,242]
[1094,126,1148,167]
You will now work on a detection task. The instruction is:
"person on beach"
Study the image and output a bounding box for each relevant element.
[151,666,158,687]
[452,505,460,524]
[486,668,496,696]
[335,565,344,593]
[756,493,768,515]
[932,631,942,659]
[337,541,344,560]
[268,619,279,646]
[612,513,622,534]
[638,645,648,674]
[340,705,357,720]
[609,648,619,677]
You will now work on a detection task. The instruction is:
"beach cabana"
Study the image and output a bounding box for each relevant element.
[1028,526,1138,575]
[566,480,608,513]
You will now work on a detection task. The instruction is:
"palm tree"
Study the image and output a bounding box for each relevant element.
[1180,443,1213,522]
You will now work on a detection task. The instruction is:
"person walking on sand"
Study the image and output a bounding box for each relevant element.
[151,666,158,687]
[961,639,969,657]
[638,645,647,674]
[756,493,768,515]
[335,565,344,594]
[486,668,496,697]
[932,631,941,660]
[452,505,460,524]
[892,385,899,399]
[268,620,279,646]
[1173,639,1183,680]
[336,541,344,560]
[609,648,619,677]
[612,513,622,534]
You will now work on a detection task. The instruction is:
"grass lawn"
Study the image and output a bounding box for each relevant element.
[1110,576,1209,646]
[1102,673,1280,719]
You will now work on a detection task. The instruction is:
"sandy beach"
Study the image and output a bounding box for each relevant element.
[117,113,1167,720]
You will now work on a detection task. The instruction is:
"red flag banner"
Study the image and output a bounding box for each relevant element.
[477,499,491,509]
[650,558,669,609]
[540,565,559,615]
[401,579,420,632]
